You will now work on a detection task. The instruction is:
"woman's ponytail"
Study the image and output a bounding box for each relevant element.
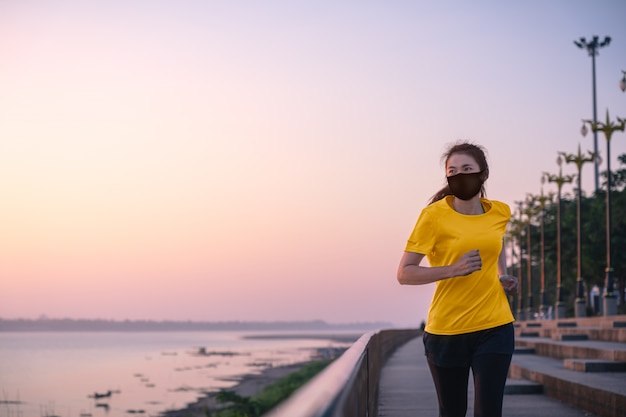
[429,185,450,205]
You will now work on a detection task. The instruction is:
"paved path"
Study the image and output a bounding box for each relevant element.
[376,336,599,417]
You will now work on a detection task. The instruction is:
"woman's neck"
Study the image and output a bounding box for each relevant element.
[452,196,484,215]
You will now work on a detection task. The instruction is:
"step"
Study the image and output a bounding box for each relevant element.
[563,358,626,372]
[510,353,626,417]
[547,327,626,343]
[504,378,543,395]
[514,346,536,355]
[552,333,589,341]
[515,336,626,361]
[515,318,626,342]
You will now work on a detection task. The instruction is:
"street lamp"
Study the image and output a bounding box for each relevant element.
[515,201,525,321]
[505,221,522,313]
[574,35,611,193]
[580,122,589,138]
[544,156,574,319]
[560,145,597,317]
[583,110,626,315]
[536,180,553,319]
[524,195,538,320]
[619,70,626,93]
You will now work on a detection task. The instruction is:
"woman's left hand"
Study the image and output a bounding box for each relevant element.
[499,275,518,295]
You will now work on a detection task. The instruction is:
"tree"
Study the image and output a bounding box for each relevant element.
[513,153,626,316]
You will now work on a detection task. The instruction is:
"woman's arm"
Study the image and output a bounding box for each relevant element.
[397,250,482,285]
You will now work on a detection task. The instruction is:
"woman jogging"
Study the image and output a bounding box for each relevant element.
[397,141,518,417]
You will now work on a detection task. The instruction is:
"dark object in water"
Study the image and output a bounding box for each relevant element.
[93,390,112,399]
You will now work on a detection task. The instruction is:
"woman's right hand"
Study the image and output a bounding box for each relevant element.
[453,250,482,276]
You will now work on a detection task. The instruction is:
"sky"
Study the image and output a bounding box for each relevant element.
[1,1,625,327]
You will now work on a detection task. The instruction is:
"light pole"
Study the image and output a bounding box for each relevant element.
[515,201,525,321]
[507,224,518,279]
[619,70,626,93]
[536,181,553,319]
[574,35,611,193]
[560,145,597,317]
[584,111,626,316]
[544,157,574,319]
[524,195,538,320]
[505,222,520,312]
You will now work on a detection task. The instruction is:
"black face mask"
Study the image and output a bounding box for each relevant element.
[446,171,484,200]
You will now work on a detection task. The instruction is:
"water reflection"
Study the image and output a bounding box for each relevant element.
[0,332,353,417]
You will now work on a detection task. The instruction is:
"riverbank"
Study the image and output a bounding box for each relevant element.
[163,360,317,417]
[163,338,357,417]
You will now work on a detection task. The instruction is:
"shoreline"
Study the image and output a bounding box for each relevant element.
[162,360,317,417]
[163,337,359,417]
[163,334,360,417]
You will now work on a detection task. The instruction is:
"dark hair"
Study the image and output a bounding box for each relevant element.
[428,141,489,204]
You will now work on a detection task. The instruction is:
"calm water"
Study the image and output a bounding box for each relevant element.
[0,331,356,417]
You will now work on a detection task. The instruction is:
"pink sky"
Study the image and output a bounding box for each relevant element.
[1,1,625,327]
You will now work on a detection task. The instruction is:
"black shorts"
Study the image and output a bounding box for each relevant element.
[423,323,514,368]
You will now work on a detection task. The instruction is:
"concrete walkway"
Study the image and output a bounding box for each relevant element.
[376,336,599,417]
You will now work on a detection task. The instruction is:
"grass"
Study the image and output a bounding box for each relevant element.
[208,359,333,417]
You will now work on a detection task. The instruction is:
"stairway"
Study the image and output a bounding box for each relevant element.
[508,316,626,417]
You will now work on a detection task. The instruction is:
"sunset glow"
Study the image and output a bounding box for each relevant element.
[1,1,625,326]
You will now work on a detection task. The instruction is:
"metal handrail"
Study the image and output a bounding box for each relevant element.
[263,328,421,417]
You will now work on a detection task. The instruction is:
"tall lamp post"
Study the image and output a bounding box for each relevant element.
[574,35,611,193]
[515,201,526,321]
[536,181,553,318]
[560,145,597,317]
[505,222,520,312]
[524,195,538,320]
[583,111,626,316]
[544,157,574,319]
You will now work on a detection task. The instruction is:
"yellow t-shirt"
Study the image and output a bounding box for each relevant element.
[405,196,514,335]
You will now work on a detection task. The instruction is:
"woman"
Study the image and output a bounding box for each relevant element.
[397,142,518,417]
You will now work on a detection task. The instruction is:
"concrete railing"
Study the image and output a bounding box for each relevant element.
[263,328,421,417]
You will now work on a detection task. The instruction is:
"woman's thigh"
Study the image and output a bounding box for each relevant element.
[426,357,470,417]
[471,325,514,417]
[471,353,512,417]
